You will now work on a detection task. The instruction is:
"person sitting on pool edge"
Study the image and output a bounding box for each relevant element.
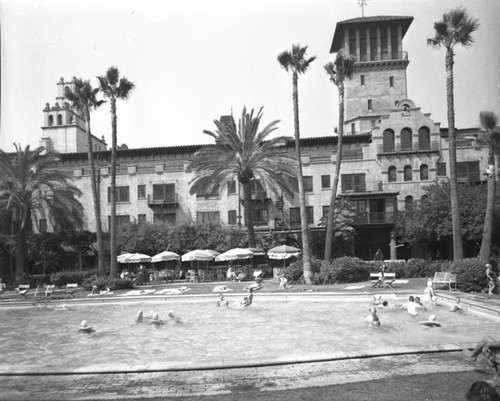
[78,320,95,333]
[244,276,263,292]
[463,337,500,387]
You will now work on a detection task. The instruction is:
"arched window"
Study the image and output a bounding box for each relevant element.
[48,115,54,126]
[57,114,63,125]
[383,129,395,152]
[388,166,397,182]
[404,165,412,181]
[405,195,414,211]
[400,128,412,151]
[418,127,430,150]
[420,164,429,180]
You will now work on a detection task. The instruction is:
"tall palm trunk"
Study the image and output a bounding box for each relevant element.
[109,98,118,278]
[241,181,256,248]
[445,50,463,260]
[15,227,27,282]
[85,111,106,276]
[324,83,345,261]
[479,148,495,262]
[292,72,312,283]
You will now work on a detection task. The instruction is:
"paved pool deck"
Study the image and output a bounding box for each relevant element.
[1,281,499,400]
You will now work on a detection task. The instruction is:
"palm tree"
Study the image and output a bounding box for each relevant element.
[478,111,500,263]
[323,50,356,262]
[188,107,297,247]
[97,66,135,279]
[65,78,106,275]
[277,44,316,284]
[427,7,479,260]
[0,144,84,282]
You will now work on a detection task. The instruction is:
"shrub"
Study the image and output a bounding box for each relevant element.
[282,257,322,284]
[50,270,97,287]
[451,258,488,293]
[318,257,373,284]
[81,275,134,291]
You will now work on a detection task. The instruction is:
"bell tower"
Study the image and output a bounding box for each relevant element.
[40,77,107,153]
[330,16,414,133]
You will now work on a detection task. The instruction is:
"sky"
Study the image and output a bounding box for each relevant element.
[0,0,499,152]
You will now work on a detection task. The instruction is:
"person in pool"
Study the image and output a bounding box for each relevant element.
[400,296,425,316]
[450,297,467,312]
[135,310,144,323]
[149,312,164,326]
[78,320,95,333]
[217,293,229,307]
[366,307,380,327]
[167,310,184,324]
[240,287,254,307]
[419,314,441,327]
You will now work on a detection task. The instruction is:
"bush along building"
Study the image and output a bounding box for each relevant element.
[32,14,490,264]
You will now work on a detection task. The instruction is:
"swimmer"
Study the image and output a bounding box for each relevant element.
[217,293,229,307]
[240,287,254,307]
[167,310,184,324]
[366,307,381,327]
[400,296,425,316]
[449,297,467,312]
[414,297,427,310]
[149,312,164,326]
[135,310,144,323]
[376,300,389,308]
[78,320,95,333]
[419,314,441,327]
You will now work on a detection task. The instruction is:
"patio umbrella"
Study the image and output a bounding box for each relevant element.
[181,249,220,262]
[267,245,301,260]
[215,248,254,262]
[267,245,301,269]
[117,252,134,263]
[123,253,152,263]
[245,247,266,256]
[151,250,180,263]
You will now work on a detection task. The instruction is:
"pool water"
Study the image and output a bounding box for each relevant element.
[1,296,497,372]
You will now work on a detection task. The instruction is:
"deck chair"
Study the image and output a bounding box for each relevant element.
[44,284,55,299]
[65,283,79,298]
[16,284,30,298]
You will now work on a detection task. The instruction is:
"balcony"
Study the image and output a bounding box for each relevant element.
[354,51,408,63]
[377,141,440,155]
[341,180,382,194]
[353,212,396,225]
[147,194,179,206]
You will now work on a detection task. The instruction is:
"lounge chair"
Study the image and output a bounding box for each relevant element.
[65,283,79,298]
[370,272,396,289]
[16,284,30,298]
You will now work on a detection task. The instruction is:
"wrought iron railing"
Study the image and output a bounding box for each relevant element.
[353,212,396,225]
[147,193,179,205]
[355,51,408,62]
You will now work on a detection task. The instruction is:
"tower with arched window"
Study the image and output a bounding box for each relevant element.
[40,77,107,153]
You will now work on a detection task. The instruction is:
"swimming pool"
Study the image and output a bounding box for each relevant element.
[1,295,497,374]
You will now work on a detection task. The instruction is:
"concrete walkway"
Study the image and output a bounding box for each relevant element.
[0,352,482,400]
